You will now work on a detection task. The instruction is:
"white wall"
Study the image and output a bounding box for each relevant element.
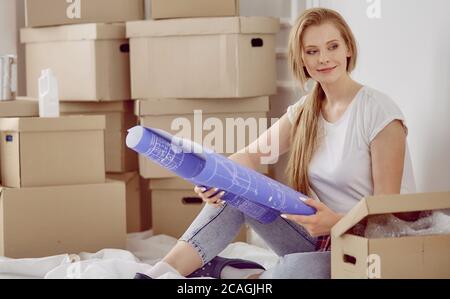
[0,0,26,95]
[317,0,450,192]
[0,0,17,55]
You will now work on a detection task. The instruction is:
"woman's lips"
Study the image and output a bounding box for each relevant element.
[317,66,337,73]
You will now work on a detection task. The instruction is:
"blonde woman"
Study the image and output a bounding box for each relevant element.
[137,8,415,279]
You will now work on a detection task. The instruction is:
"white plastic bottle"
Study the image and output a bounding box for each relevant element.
[38,69,60,118]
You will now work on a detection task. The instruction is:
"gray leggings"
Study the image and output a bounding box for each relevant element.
[180,203,331,279]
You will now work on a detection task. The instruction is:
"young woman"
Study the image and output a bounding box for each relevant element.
[139,8,416,279]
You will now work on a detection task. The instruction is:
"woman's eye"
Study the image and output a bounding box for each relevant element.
[307,50,318,55]
[329,44,339,50]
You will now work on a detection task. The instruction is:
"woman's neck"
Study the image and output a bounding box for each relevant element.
[320,75,362,106]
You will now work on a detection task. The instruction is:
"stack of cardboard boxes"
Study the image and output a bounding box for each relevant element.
[19,0,151,236]
[0,101,126,258]
[126,0,280,240]
[0,0,149,258]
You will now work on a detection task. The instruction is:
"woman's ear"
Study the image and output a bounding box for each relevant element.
[346,44,352,58]
[346,48,352,58]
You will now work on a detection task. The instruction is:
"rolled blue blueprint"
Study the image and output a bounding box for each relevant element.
[126,126,316,224]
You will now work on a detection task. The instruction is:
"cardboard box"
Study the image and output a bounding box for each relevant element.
[61,101,138,172]
[0,116,106,188]
[127,17,279,99]
[331,192,450,279]
[107,172,151,233]
[25,0,144,28]
[135,97,270,178]
[0,98,39,118]
[151,0,239,20]
[0,98,39,184]
[150,178,247,242]
[21,23,131,102]
[0,180,126,259]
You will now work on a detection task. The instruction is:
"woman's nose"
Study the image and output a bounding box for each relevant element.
[319,52,330,64]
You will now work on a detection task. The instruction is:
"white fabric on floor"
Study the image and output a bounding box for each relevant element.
[0,231,278,279]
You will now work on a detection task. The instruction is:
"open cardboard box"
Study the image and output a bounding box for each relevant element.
[331,192,450,279]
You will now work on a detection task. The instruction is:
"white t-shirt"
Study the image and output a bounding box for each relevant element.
[287,86,416,214]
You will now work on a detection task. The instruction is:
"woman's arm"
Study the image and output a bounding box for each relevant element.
[370,120,407,195]
[371,120,420,221]
[229,113,294,170]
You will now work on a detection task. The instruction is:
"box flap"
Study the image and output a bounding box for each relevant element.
[21,23,126,44]
[0,99,39,117]
[150,178,195,190]
[107,172,139,184]
[135,97,270,116]
[332,192,450,238]
[0,115,106,132]
[126,17,279,38]
[332,199,369,238]
[60,101,134,114]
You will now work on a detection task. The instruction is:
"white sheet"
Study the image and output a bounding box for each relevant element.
[0,231,278,279]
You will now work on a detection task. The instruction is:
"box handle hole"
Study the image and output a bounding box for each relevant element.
[182,197,203,205]
[120,43,130,53]
[251,38,264,48]
[343,254,357,265]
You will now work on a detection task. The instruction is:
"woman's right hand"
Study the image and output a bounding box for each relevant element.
[194,186,226,208]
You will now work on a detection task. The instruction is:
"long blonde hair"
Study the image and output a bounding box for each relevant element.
[286,8,358,196]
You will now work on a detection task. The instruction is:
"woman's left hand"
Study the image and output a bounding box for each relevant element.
[281,199,344,237]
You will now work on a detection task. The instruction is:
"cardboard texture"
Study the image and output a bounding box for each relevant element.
[140,176,152,232]
[151,0,239,20]
[135,97,270,178]
[150,178,246,242]
[0,98,39,117]
[0,116,106,188]
[0,180,126,259]
[61,101,138,172]
[127,17,279,99]
[25,0,144,28]
[331,192,450,279]
[21,24,131,102]
[107,172,151,233]
[0,98,39,184]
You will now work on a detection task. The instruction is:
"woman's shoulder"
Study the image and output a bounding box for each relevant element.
[358,86,402,113]
[357,86,407,141]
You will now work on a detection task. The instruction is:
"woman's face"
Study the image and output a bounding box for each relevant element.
[301,22,351,85]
